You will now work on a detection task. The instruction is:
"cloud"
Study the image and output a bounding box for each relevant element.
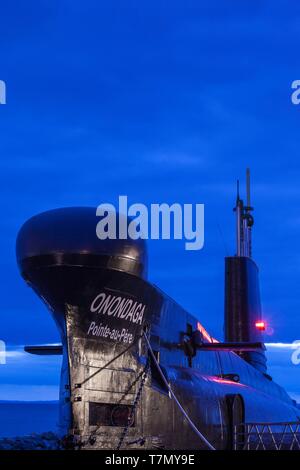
[0,385,59,401]
[288,392,300,403]
[266,342,300,350]
[145,152,209,169]
[0,344,61,399]
[2,344,62,363]
[265,345,300,402]
[3,350,25,359]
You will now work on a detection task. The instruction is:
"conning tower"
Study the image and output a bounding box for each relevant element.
[224,169,267,373]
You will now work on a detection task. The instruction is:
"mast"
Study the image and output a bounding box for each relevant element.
[225,169,267,373]
[234,168,254,258]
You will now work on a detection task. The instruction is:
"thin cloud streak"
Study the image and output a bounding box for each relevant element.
[266,342,300,350]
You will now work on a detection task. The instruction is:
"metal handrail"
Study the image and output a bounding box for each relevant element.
[234,421,300,450]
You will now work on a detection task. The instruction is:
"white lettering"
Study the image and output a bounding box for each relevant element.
[95,197,205,251]
[90,292,146,325]
[291,80,300,105]
[184,203,204,251]
[96,204,116,240]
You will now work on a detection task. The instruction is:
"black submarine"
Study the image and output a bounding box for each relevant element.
[16,170,300,450]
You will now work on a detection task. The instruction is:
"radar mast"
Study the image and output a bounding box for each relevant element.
[234,168,254,257]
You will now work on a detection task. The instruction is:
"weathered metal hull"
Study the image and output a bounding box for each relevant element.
[16,207,300,450]
[20,263,299,450]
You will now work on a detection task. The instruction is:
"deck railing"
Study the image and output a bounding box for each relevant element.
[234,422,300,450]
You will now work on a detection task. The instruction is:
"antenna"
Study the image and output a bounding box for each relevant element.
[234,169,254,258]
[246,168,251,208]
[236,179,240,200]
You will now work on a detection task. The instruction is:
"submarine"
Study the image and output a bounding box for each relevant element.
[16,170,300,450]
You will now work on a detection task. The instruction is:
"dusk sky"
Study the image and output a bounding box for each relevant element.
[0,1,299,401]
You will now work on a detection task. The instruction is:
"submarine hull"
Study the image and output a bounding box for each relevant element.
[20,259,224,449]
[16,207,300,450]
[19,260,299,450]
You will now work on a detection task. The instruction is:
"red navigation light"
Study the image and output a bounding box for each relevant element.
[255,321,266,331]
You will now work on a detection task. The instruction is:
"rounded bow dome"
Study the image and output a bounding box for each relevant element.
[16,207,147,279]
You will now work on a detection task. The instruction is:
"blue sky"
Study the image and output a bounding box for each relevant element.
[0,1,299,400]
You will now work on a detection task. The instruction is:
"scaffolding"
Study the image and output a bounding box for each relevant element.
[234,422,300,450]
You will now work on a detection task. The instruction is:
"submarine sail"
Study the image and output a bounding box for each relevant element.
[224,169,267,373]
